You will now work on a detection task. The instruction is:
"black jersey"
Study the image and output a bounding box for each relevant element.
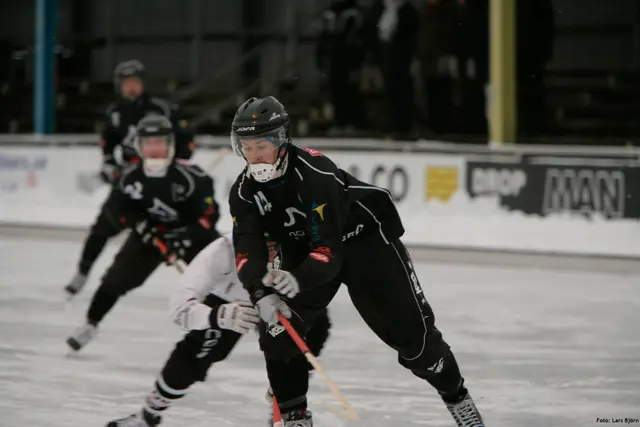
[101,94,194,167]
[110,159,219,242]
[229,146,404,300]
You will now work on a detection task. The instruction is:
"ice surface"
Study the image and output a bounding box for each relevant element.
[1,237,639,426]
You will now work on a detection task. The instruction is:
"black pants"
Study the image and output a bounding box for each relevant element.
[78,189,124,276]
[86,232,214,325]
[145,295,332,417]
[260,233,465,410]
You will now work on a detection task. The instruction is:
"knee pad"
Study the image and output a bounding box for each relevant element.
[306,309,331,356]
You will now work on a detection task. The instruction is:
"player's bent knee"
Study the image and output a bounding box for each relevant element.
[166,329,235,384]
[306,309,331,356]
[397,328,451,375]
[99,275,136,297]
[91,213,122,238]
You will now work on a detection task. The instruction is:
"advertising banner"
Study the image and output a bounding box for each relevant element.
[0,145,464,227]
[466,157,640,219]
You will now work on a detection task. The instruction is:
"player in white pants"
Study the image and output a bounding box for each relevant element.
[106,236,331,427]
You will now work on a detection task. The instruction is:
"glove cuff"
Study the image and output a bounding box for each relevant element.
[208,304,223,329]
[250,285,274,305]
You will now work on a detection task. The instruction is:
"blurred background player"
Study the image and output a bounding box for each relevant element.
[229,96,484,427]
[66,114,218,352]
[106,235,331,427]
[63,59,195,298]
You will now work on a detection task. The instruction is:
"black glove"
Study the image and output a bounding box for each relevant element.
[162,227,192,261]
[136,221,192,263]
[99,161,121,184]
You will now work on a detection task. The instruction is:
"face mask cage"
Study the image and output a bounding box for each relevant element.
[230,125,288,160]
[135,133,175,177]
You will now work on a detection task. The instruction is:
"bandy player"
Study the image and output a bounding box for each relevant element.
[106,235,331,427]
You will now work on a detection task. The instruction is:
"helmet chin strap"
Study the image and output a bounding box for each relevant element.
[247,146,289,183]
[143,158,171,177]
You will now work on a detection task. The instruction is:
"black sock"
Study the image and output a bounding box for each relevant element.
[87,286,120,325]
[266,355,309,412]
[79,231,110,276]
[424,351,467,403]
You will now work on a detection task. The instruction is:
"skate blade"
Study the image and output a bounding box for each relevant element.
[64,344,81,358]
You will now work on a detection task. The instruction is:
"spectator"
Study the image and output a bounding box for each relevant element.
[317,0,366,136]
[376,0,419,140]
[417,0,466,134]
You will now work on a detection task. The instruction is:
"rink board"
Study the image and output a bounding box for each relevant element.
[1,140,640,257]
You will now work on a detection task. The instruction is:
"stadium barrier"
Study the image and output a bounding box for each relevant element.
[1,135,639,257]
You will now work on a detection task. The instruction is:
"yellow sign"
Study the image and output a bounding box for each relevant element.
[426,167,458,202]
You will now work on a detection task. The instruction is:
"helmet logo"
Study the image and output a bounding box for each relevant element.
[269,112,281,121]
[237,126,255,132]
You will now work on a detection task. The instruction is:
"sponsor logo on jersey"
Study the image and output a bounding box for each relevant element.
[311,202,327,221]
[315,246,332,257]
[202,196,215,216]
[302,147,323,157]
[342,224,364,242]
[310,252,330,263]
[235,253,248,272]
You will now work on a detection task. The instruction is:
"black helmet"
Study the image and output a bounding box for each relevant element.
[136,113,173,138]
[113,59,145,94]
[230,96,291,158]
[134,113,175,176]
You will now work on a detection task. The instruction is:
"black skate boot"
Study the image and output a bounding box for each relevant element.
[281,409,313,427]
[445,392,484,427]
[106,409,161,427]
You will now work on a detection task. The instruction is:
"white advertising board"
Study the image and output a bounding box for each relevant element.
[2,145,640,257]
[0,145,465,227]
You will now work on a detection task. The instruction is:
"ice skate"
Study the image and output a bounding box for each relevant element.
[281,409,313,427]
[445,392,484,427]
[64,272,87,298]
[106,409,161,427]
[66,323,97,352]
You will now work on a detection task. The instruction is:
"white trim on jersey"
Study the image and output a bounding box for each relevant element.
[297,155,395,244]
[174,163,196,197]
[237,172,253,204]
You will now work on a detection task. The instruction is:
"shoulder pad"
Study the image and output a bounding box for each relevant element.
[230,169,254,205]
[119,163,140,181]
[175,159,208,178]
[105,102,118,115]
